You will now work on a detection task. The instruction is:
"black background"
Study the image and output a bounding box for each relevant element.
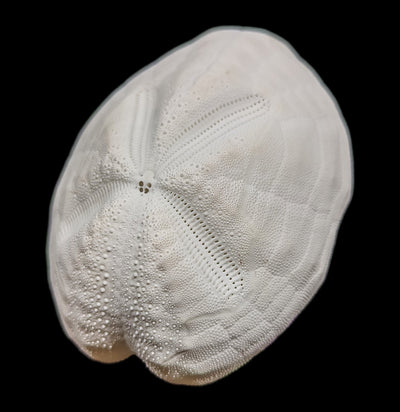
[11,4,388,408]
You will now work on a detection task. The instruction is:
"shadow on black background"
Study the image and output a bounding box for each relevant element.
[12,5,387,408]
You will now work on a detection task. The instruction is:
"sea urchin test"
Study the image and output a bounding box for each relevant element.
[47,27,353,385]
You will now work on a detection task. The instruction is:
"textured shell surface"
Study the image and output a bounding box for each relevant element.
[47,27,353,385]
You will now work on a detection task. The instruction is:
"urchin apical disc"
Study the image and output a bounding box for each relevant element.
[47,27,353,385]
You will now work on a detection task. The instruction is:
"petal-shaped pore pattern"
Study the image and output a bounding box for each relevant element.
[47,27,353,385]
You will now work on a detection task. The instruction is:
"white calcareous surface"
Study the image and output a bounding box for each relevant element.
[47,27,353,385]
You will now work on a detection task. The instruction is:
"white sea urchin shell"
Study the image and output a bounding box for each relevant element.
[47,27,353,385]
